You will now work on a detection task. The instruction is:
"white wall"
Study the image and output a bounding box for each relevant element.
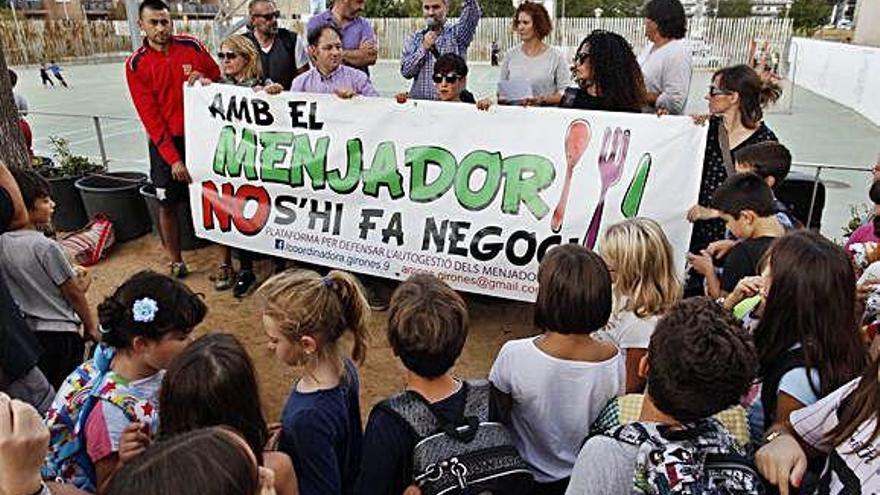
[854,0,880,48]
[789,37,880,126]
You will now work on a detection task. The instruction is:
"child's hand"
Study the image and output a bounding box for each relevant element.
[725,276,763,310]
[118,422,151,466]
[686,251,714,277]
[706,239,738,259]
[755,433,806,495]
[0,393,49,495]
[686,205,720,223]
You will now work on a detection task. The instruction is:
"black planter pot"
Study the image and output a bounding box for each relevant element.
[47,175,89,232]
[140,183,207,251]
[75,172,152,242]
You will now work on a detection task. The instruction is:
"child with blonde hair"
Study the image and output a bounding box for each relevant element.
[597,217,681,392]
[257,269,370,495]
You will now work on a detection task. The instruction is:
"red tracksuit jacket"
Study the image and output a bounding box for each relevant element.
[125,35,221,166]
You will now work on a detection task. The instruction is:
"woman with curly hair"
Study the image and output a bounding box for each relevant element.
[639,0,692,114]
[559,30,646,113]
[497,1,570,106]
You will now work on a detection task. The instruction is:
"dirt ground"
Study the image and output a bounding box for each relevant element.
[84,233,537,421]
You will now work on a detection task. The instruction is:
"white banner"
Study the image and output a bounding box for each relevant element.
[184,85,707,302]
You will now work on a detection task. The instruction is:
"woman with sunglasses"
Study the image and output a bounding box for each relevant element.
[559,30,646,114]
[497,2,569,107]
[212,34,283,296]
[687,64,782,259]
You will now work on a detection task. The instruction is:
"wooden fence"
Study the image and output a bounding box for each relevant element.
[0,16,791,68]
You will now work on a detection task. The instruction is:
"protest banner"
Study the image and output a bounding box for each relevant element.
[184,85,707,302]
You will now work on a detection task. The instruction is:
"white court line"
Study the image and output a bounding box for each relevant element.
[32,119,137,144]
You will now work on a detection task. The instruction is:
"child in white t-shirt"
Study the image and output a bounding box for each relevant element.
[489,244,624,494]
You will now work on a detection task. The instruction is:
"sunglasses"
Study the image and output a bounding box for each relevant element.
[574,51,590,64]
[709,85,733,97]
[217,51,240,60]
[252,10,281,20]
[432,73,462,84]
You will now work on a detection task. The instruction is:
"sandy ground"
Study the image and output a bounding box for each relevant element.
[83,232,536,421]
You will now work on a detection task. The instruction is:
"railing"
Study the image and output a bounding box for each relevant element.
[10,0,46,10]
[0,17,792,66]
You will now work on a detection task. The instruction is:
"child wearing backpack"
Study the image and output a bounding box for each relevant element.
[355,273,532,495]
[566,297,760,495]
[489,244,624,494]
[256,269,369,495]
[596,218,681,393]
[688,173,785,300]
[42,270,206,493]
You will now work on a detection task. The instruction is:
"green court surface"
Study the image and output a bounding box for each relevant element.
[11,59,880,238]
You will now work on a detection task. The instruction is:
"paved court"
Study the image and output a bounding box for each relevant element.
[11,59,880,239]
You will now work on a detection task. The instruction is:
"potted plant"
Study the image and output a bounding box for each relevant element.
[33,136,106,231]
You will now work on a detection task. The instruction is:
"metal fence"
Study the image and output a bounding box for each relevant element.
[372,16,793,66]
[2,16,791,67]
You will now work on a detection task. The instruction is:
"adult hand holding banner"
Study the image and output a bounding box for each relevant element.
[184,85,707,302]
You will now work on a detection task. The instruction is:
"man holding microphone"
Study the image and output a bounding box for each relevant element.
[400,0,481,100]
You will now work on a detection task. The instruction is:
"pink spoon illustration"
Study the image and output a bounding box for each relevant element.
[550,120,591,233]
[583,127,630,249]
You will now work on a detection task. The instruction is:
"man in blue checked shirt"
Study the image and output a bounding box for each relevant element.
[400,0,482,100]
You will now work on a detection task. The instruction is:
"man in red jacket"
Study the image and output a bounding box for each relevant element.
[126,0,220,277]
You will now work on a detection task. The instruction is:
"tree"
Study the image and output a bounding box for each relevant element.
[716,0,752,17]
[480,0,513,17]
[363,0,409,17]
[789,0,832,32]
[0,39,31,170]
[556,0,641,18]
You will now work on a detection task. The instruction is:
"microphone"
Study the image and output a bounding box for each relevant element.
[424,18,441,58]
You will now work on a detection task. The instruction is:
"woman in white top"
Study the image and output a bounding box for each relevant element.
[638,0,692,115]
[497,1,570,107]
[596,218,681,393]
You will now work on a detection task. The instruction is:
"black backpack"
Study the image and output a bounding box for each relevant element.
[377,380,533,495]
[602,420,766,495]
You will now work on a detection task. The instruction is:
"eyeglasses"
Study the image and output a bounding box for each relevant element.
[217,51,240,60]
[709,85,733,97]
[252,10,281,20]
[574,51,590,64]
[432,73,462,84]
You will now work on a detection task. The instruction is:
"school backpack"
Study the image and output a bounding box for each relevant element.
[602,419,766,495]
[377,380,533,495]
[42,344,157,492]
